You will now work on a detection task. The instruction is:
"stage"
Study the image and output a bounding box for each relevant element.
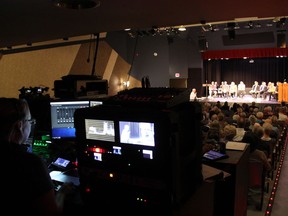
[196,94,281,108]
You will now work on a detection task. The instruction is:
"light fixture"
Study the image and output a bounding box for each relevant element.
[178,26,186,31]
[123,81,130,88]
[127,27,182,38]
[276,17,286,28]
[52,0,101,9]
[244,21,254,29]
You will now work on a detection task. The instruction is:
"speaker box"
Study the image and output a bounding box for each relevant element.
[277,33,286,48]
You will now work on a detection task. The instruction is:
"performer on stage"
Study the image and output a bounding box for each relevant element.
[229,81,238,98]
[249,81,259,98]
[266,82,276,101]
[217,81,224,97]
[208,81,217,98]
[190,88,197,100]
[222,81,230,98]
[237,81,246,98]
[258,81,268,99]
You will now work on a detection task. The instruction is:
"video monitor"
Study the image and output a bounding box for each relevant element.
[89,100,103,107]
[50,100,90,140]
[85,119,115,142]
[119,121,155,147]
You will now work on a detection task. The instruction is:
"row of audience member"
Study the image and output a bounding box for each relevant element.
[201,100,288,172]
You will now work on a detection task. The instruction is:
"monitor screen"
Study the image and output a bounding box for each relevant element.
[50,100,90,139]
[89,100,103,107]
[85,119,115,142]
[119,121,155,147]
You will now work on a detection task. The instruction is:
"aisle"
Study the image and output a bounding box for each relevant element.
[268,134,288,216]
[247,126,287,216]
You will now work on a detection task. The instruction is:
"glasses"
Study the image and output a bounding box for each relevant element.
[25,118,36,125]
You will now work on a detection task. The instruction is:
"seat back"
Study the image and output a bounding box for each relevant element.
[248,159,265,210]
[248,159,265,188]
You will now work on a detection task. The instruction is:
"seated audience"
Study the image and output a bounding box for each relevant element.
[223,124,237,141]
[256,111,265,125]
[248,115,257,131]
[278,106,288,123]
[233,117,247,141]
[260,122,277,162]
[242,131,271,171]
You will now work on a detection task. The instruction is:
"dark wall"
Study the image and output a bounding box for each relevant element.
[106,30,202,88]
[105,24,287,90]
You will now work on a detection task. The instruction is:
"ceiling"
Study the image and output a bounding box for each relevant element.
[0,0,287,49]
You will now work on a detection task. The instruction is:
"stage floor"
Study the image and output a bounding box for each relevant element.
[196,94,280,106]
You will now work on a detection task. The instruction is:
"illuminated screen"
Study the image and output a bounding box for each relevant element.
[85,119,115,142]
[50,100,90,139]
[119,121,155,147]
[89,100,103,107]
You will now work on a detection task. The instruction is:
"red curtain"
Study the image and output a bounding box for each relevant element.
[201,48,288,60]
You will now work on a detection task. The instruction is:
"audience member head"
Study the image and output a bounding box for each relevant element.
[223,124,237,141]
[210,113,218,121]
[217,112,225,122]
[242,131,258,152]
[271,115,279,125]
[262,122,273,136]
[256,111,264,120]
[232,114,240,122]
[248,115,257,126]
[237,117,246,128]
[252,123,264,138]
[0,98,32,144]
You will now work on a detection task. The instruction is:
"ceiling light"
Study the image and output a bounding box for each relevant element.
[244,21,254,29]
[52,0,101,9]
[178,26,186,31]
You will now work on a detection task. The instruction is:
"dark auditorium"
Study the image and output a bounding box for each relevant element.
[0,1,288,216]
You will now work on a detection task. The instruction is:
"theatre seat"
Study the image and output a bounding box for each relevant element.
[247,159,266,211]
